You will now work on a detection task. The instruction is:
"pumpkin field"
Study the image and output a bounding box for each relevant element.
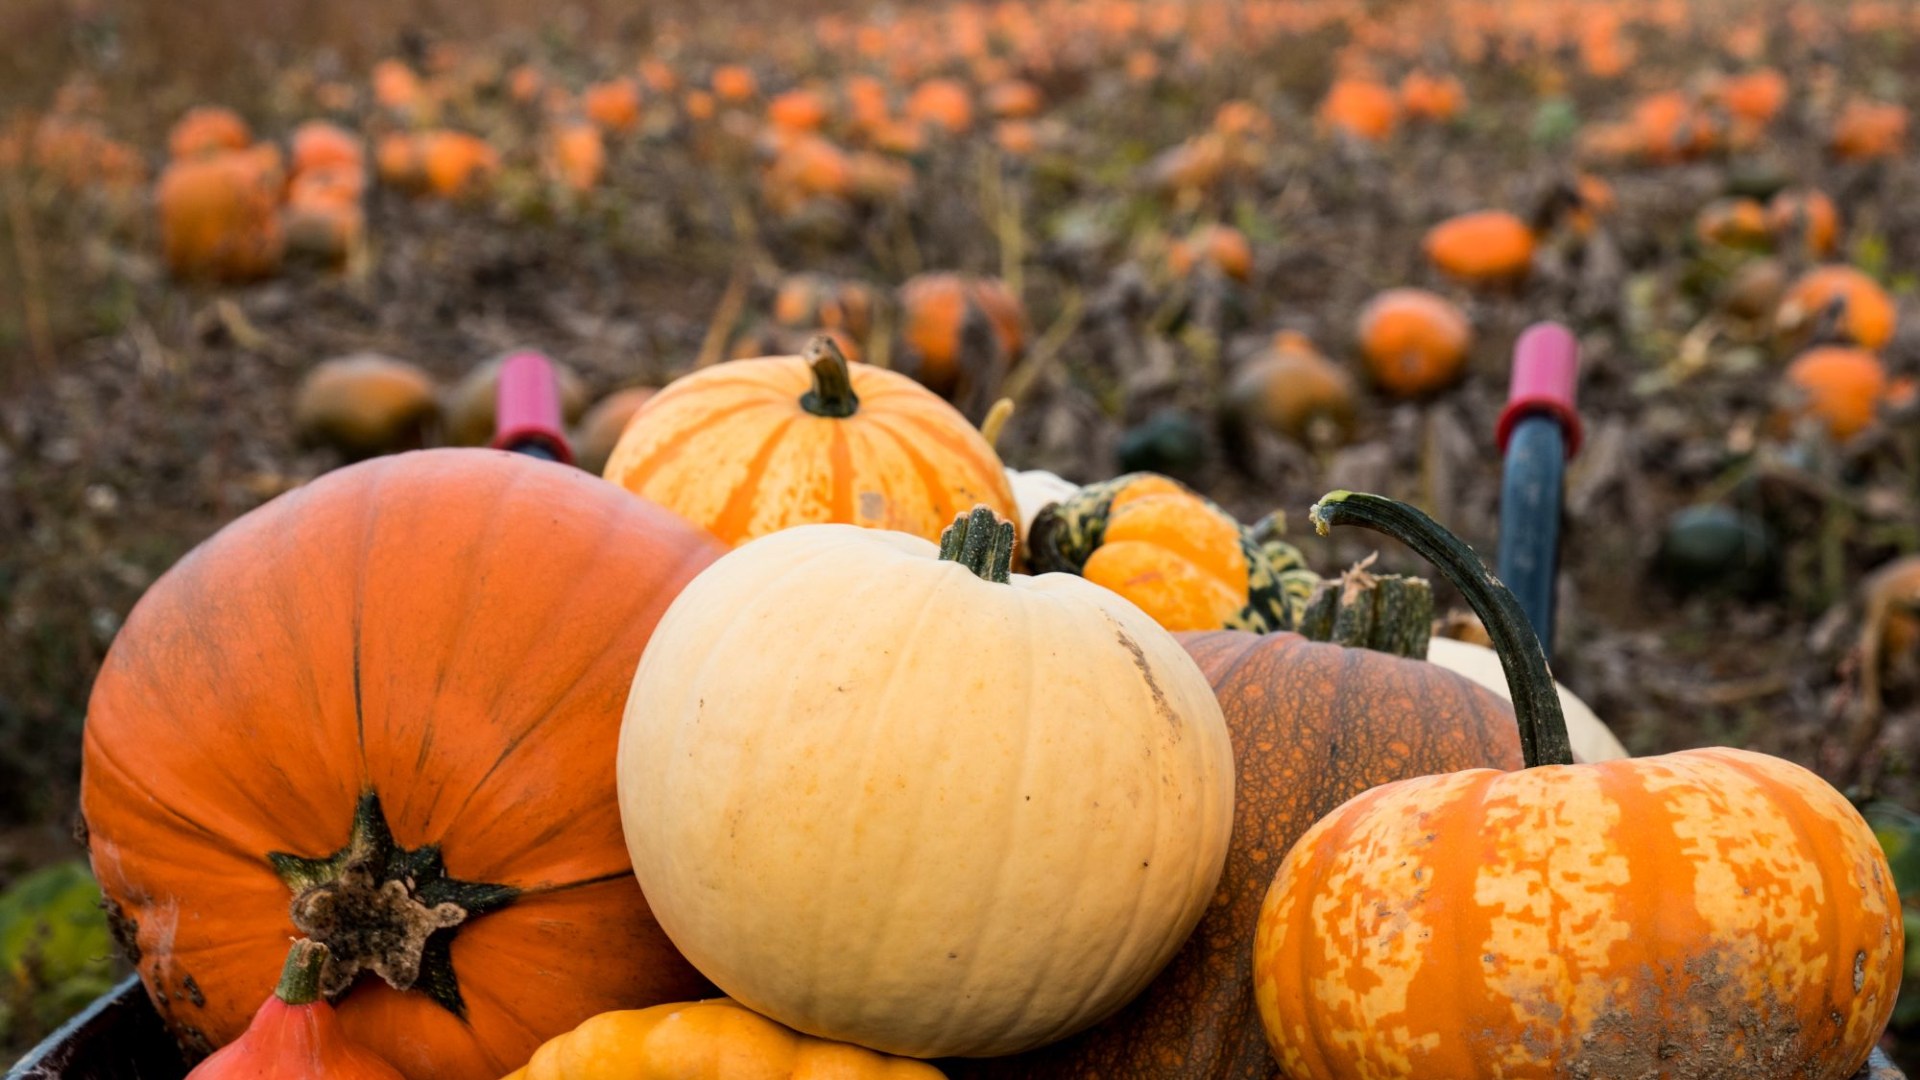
[5,0,1920,1075]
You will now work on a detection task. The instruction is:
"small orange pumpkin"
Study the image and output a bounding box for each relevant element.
[1423,210,1534,284]
[1694,197,1771,249]
[1227,331,1357,446]
[1768,188,1840,256]
[1781,346,1888,441]
[1777,266,1896,351]
[1356,288,1472,397]
[1831,99,1908,161]
[984,79,1043,120]
[156,149,286,282]
[602,337,1015,547]
[1717,68,1788,124]
[290,121,364,179]
[767,88,831,133]
[582,80,642,134]
[292,354,438,458]
[1318,78,1398,141]
[772,274,873,340]
[896,274,1025,404]
[905,78,973,134]
[711,65,759,104]
[370,59,425,115]
[1398,70,1465,122]
[417,131,500,199]
[1166,224,1253,283]
[168,106,251,160]
[546,121,606,193]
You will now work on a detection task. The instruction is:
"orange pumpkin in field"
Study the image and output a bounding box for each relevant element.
[905,78,974,134]
[417,131,500,199]
[896,273,1026,401]
[711,65,758,103]
[83,450,723,1080]
[603,337,1015,547]
[1694,197,1770,249]
[985,79,1043,120]
[1831,99,1908,161]
[1777,266,1896,351]
[156,149,286,281]
[1767,189,1840,256]
[767,88,831,133]
[290,121,364,178]
[1398,70,1465,122]
[1318,78,1398,141]
[1423,210,1533,284]
[168,105,251,160]
[284,168,365,265]
[1717,67,1788,124]
[1356,288,1472,397]
[546,121,606,193]
[773,274,874,340]
[1782,346,1888,441]
[1167,224,1253,283]
[582,79,642,134]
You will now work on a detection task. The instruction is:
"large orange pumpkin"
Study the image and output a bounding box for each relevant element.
[603,337,1015,547]
[1253,491,1903,1080]
[82,450,723,1080]
[948,614,1521,1079]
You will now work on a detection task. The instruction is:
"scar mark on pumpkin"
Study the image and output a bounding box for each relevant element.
[1112,624,1179,734]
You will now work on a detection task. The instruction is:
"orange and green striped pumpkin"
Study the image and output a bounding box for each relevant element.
[1253,491,1903,1080]
[602,337,1015,547]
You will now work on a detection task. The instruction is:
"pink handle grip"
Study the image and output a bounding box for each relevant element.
[1496,322,1583,457]
[490,351,575,464]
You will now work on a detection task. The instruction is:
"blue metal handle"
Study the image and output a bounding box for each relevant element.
[1496,414,1565,658]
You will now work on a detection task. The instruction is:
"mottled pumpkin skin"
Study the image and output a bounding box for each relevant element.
[945,630,1521,1079]
[1254,747,1903,1080]
[505,999,946,1080]
[83,451,722,1080]
[602,354,1015,547]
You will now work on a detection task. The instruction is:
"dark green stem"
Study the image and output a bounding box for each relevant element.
[800,335,859,418]
[1310,490,1573,768]
[275,939,330,1007]
[940,506,1016,583]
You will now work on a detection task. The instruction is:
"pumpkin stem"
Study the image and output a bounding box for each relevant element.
[801,335,859,418]
[979,397,1014,448]
[1295,557,1433,659]
[940,505,1016,583]
[275,939,331,1007]
[1310,491,1573,768]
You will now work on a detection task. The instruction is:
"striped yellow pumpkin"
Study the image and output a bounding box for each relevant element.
[603,337,1014,547]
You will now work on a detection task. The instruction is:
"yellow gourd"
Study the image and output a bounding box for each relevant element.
[502,1000,944,1080]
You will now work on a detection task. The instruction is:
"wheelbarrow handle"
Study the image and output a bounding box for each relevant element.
[1495,323,1581,659]
[490,351,575,464]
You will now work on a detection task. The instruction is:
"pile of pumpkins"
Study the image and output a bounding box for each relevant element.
[84,336,1901,1080]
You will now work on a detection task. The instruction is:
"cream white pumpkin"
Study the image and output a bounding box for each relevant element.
[616,515,1236,1059]
[1425,636,1629,762]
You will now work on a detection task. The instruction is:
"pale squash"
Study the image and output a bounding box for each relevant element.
[617,509,1235,1059]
